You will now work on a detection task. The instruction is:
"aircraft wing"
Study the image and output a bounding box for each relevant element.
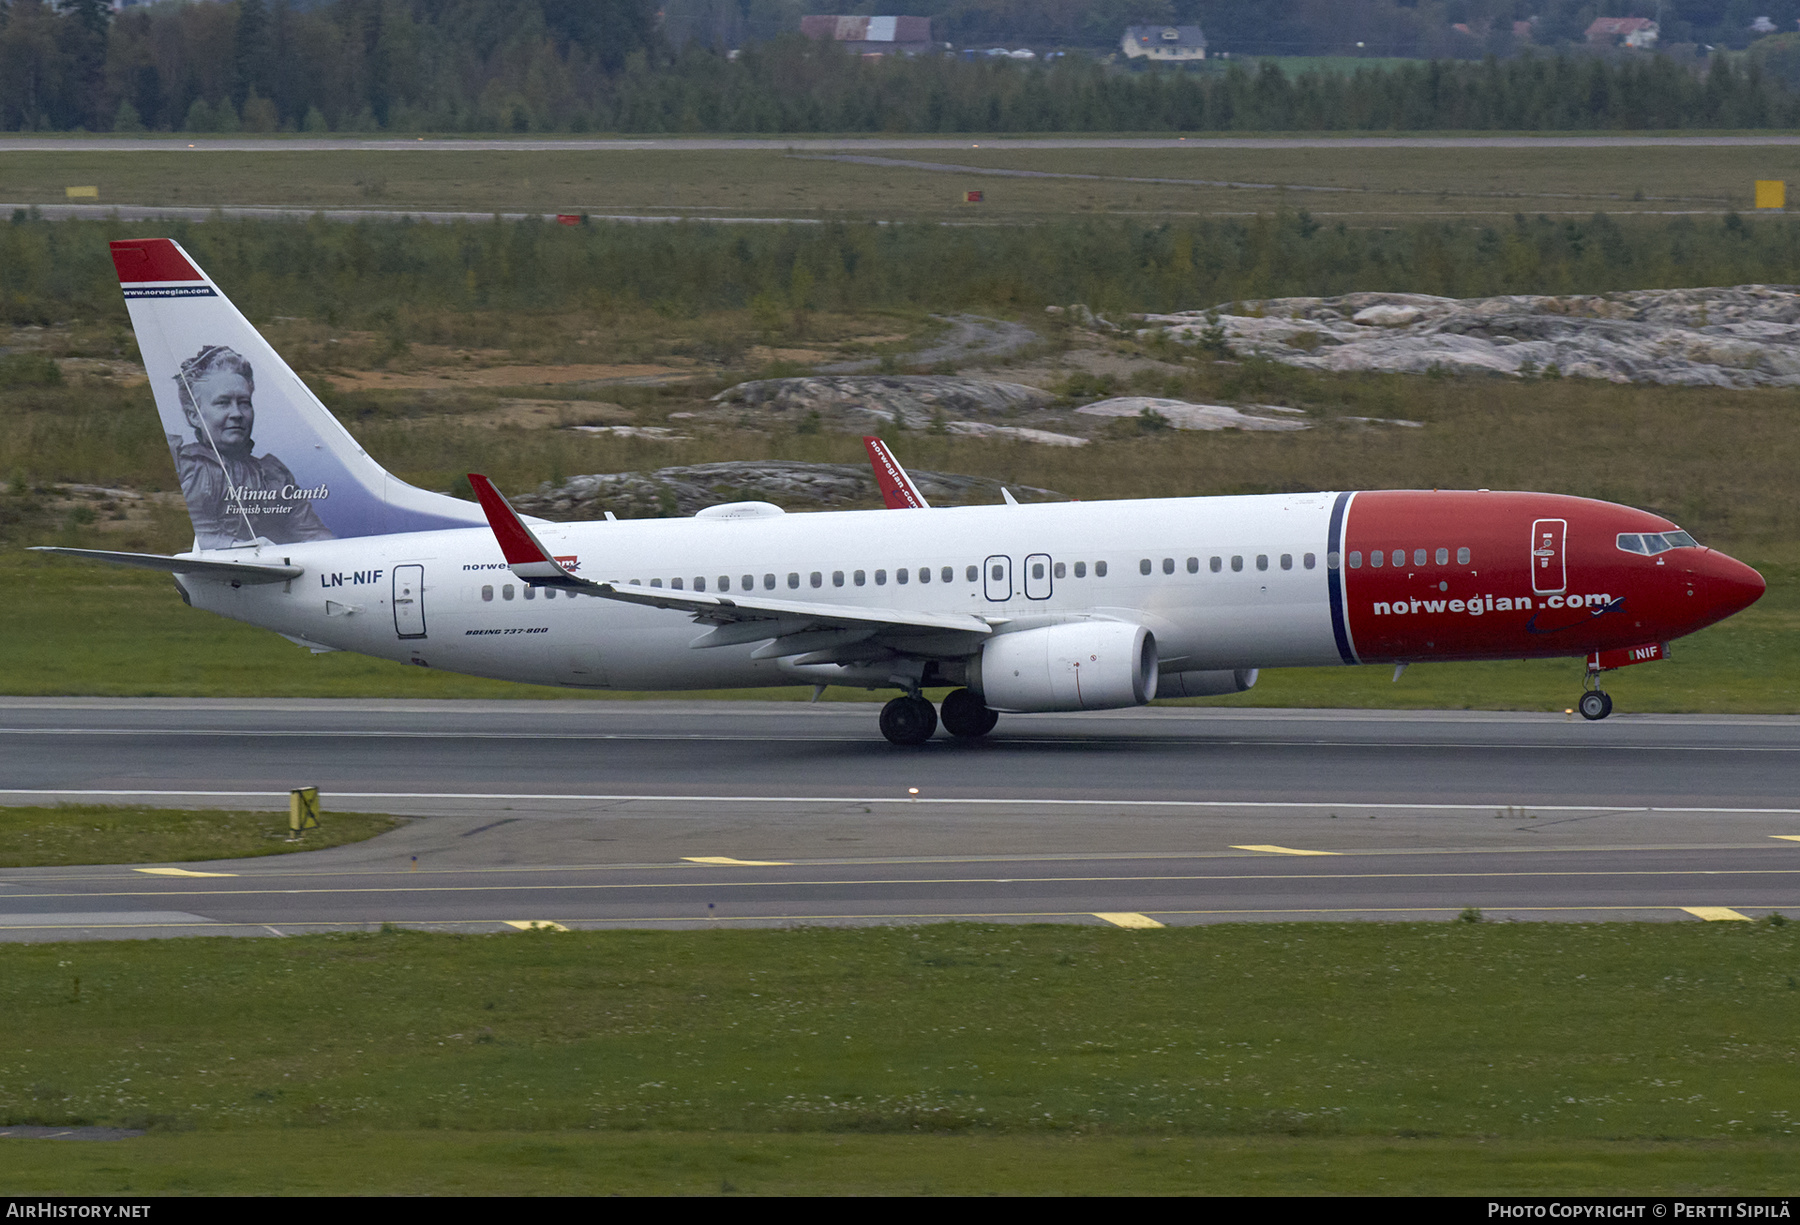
[465,475,994,645]
[30,546,303,584]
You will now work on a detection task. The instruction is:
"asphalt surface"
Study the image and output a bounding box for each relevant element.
[2,699,1797,939]
[12,136,1800,152]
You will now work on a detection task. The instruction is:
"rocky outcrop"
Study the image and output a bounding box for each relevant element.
[817,314,1039,373]
[711,375,1053,430]
[1074,397,1311,431]
[1137,286,1800,387]
[512,461,1064,520]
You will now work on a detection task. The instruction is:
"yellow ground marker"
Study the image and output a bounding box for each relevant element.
[1682,907,1752,922]
[64,186,98,199]
[682,856,793,866]
[1773,835,1800,842]
[1231,845,1341,856]
[1093,912,1165,928]
[502,920,569,932]
[1755,180,1787,209]
[134,867,235,877]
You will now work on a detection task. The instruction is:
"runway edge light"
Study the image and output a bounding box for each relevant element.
[289,786,321,840]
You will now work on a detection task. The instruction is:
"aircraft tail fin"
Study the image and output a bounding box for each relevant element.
[110,238,489,550]
[863,436,931,509]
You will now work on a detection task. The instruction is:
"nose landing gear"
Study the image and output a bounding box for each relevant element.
[1577,668,1613,721]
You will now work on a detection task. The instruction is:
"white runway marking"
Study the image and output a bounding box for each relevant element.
[7,789,1800,815]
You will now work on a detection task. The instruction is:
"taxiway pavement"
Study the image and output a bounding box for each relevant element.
[2,699,1796,939]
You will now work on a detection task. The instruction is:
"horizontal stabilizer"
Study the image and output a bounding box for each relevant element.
[31,546,302,584]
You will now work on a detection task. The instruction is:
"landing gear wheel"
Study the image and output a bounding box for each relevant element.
[939,688,999,739]
[879,695,939,745]
[1578,690,1613,721]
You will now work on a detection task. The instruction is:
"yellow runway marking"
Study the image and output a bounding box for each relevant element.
[1774,836,1800,842]
[1682,907,1752,921]
[1232,845,1341,856]
[683,856,794,867]
[1093,912,1165,928]
[133,868,235,877]
[501,920,569,932]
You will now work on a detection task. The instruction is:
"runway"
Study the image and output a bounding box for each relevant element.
[2,699,1797,939]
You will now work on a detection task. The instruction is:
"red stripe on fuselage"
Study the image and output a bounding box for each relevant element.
[1341,491,1759,662]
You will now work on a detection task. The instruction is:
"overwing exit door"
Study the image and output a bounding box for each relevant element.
[1530,519,1567,594]
[393,564,427,638]
[983,555,1012,601]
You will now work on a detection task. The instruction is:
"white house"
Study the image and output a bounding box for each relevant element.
[1121,25,1207,62]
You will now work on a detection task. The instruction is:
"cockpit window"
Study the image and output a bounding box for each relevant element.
[1618,530,1698,556]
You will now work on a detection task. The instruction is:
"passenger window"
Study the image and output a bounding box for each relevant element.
[1074,561,1087,578]
[1256,555,1268,571]
[763,574,776,590]
[1095,561,1108,577]
[1280,554,1292,570]
[833,571,845,587]
[1032,562,1045,580]
[787,573,799,589]
[965,565,978,582]
[694,577,705,592]
[503,584,516,599]
[1231,556,1243,572]
[1140,558,1152,575]
[524,585,536,600]
[855,570,867,586]
[1435,547,1448,565]
[876,569,887,585]
[991,564,1004,580]
[1162,558,1174,575]
[742,574,753,590]
[671,578,683,590]
[1304,553,1316,569]
[629,579,642,586]
[942,567,953,583]
[1457,547,1470,565]
[1347,551,1359,568]
[545,588,556,600]
[918,567,930,584]
[897,568,909,584]
[1210,556,1222,573]
[1187,557,1198,574]
[1053,562,1066,579]
[1413,549,1426,567]
[482,585,493,601]
[810,572,822,588]
[1393,550,1405,567]
[718,576,730,592]
[1370,551,1383,569]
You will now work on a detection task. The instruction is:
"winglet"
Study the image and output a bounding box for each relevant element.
[863,437,931,509]
[467,474,589,586]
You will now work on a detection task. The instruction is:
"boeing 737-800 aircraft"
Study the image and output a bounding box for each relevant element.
[35,239,1767,744]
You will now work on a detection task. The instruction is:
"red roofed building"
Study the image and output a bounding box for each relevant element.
[800,16,938,55]
[1585,17,1660,48]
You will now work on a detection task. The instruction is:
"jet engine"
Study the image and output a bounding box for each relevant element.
[971,621,1157,712]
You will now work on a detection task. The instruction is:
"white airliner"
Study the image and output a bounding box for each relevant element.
[35,239,1766,744]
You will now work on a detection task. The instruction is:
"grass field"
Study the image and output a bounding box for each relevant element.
[0,806,400,867]
[2,139,1795,221]
[3,922,1796,1193]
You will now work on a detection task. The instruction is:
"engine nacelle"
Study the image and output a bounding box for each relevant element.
[1157,668,1259,698]
[972,621,1158,712]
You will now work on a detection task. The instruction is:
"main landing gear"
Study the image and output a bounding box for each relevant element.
[1578,670,1614,721]
[879,688,998,745]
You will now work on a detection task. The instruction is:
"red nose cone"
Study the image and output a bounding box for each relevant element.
[1696,550,1766,626]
